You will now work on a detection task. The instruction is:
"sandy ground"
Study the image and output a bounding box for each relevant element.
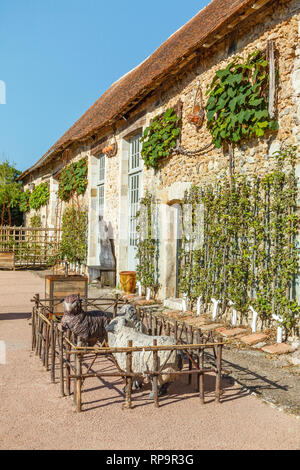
[0,271,300,450]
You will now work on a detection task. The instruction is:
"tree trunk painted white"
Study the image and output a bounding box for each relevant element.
[229,300,237,326]
[272,314,283,344]
[211,298,220,321]
[182,294,188,313]
[197,296,202,316]
[250,306,258,333]
[146,288,151,301]
[137,282,142,297]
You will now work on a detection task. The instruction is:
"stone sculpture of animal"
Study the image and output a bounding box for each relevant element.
[61,294,110,346]
[106,314,182,397]
[117,303,148,334]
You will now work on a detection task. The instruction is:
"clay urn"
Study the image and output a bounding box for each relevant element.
[119,271,137,294]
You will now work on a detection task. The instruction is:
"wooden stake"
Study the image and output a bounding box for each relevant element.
[73,333,77,405]
[60,329,65,397]
[215,337,223,403]
[124,340,133,410]
[198,329,204,404]
[42,321,46,366]
[45,325,50,371]
[188,326,193,385]
[113,294,119,318]
[50,322,55,383]
[76,338,82,412]
[31,306,36,351]
[153,339,159,408]
[65,331,71,396]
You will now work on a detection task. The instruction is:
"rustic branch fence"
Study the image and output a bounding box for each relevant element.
[0,226,61,268]
[31,296,224,412]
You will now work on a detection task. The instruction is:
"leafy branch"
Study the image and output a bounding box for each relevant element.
[141,108,180,170]
[205,51,279,148]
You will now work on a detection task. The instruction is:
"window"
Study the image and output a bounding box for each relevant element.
[129,135,140,172]
[127,135,142,269]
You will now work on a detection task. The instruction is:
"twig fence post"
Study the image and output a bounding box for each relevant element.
[114,294,119,318]
[153,339,159,408]
[60,328,65,397]
[124,340,133,410]
[76,339,82,412]
[215,336,223,403]
[50,322,55,383]
[65,330,71,396]
[45,323,50,371]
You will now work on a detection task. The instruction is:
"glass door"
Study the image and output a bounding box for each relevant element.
[127,135,142,271]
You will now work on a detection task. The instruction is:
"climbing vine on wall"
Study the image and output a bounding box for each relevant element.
[205,51,279,148]
[29,182,50,210]
[59,206,88,265]
[58,158,88,202]
[178,144,299,334]
[135,191,159,289]
[140,108,180,170]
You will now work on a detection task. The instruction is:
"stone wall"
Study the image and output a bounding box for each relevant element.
[22,0,300,297]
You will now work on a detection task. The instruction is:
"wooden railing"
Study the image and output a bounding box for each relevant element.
[31,295,224,412]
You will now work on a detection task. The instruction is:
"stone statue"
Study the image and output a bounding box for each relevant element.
[98,216,115,270]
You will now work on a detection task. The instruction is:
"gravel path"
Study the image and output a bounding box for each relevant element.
[0,271,300,450]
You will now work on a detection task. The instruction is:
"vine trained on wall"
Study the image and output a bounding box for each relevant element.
[178,144,299,334]
[205,51,279,148]
[58,158,88,202]
[29,182,50,211]
[135,191,159,289]
[140,108,180,170]
[59,205,88,265]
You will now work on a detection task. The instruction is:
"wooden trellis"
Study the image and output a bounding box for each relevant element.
[31,296,224,412]
[0,226,60,268]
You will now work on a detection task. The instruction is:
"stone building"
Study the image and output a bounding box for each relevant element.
[19,0,300,302]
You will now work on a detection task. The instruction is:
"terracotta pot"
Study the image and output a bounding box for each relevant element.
[119,271,137,294]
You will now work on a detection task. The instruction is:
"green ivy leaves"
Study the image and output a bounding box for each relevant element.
[141,108,180,170]
[206,52,279,148]
[29,182,50,210]
[58,158,88,202]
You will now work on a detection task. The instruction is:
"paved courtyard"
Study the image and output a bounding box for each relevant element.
[0,270,299,450]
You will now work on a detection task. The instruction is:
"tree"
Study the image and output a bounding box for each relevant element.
[0,160,23,226]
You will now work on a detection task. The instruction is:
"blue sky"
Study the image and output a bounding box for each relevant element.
[0,0,209,172]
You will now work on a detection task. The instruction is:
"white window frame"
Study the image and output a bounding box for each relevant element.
[127,134,142,268]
